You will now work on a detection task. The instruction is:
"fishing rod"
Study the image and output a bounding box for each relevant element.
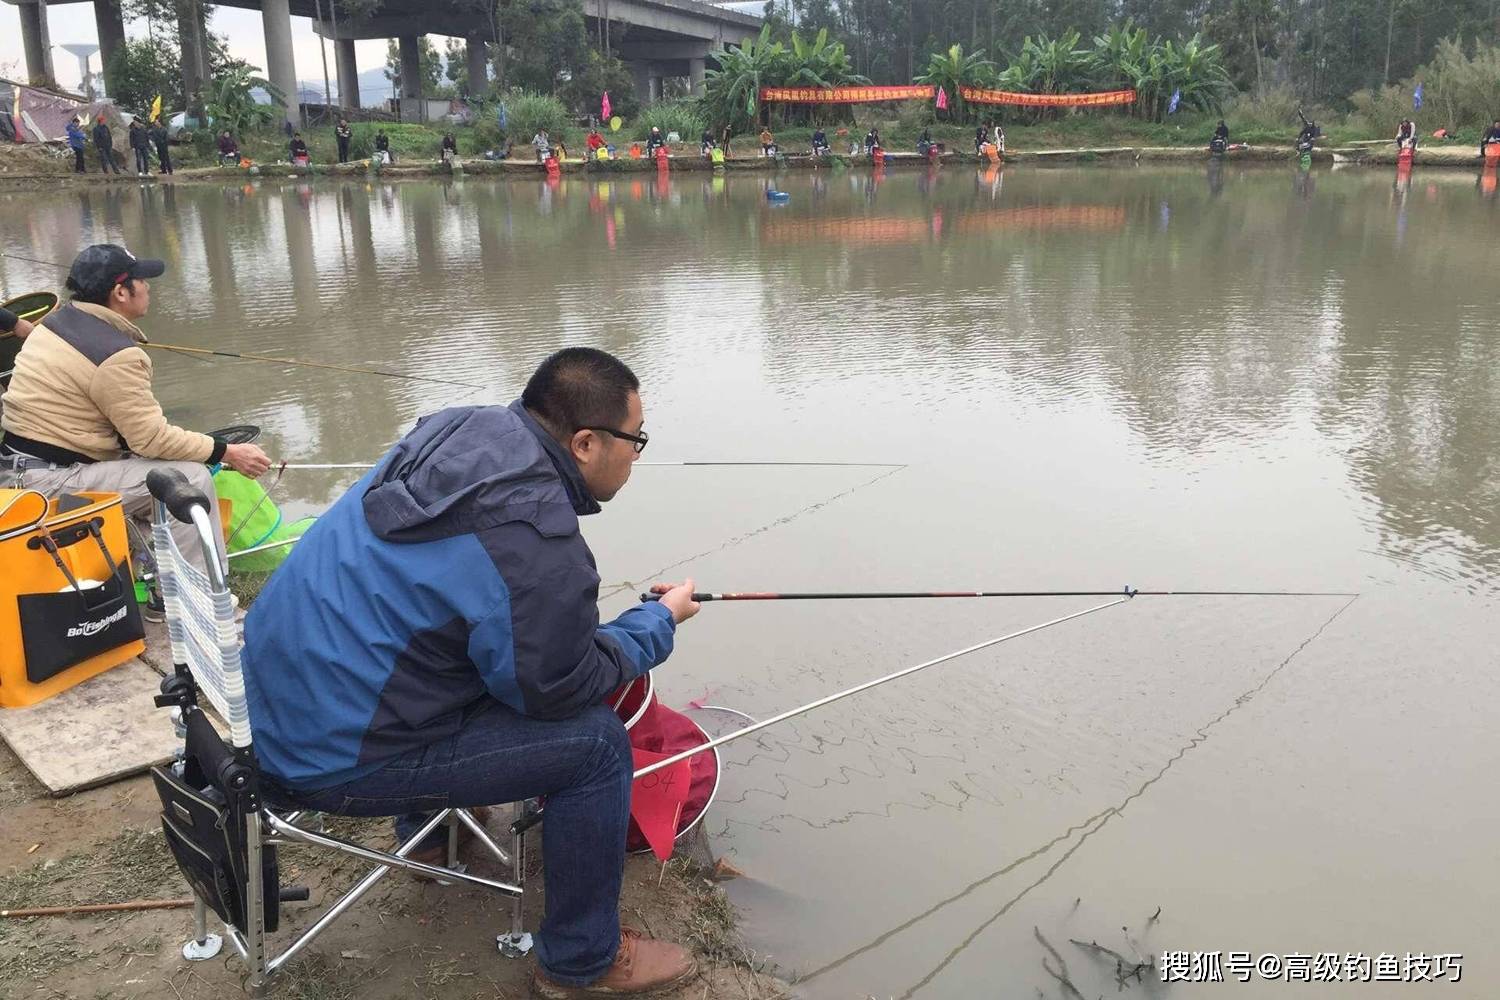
[277,460,907,471]
[0,251,485,390]
[631,596,1131,780]
[145,343,486,390]
[640,586,1360,602]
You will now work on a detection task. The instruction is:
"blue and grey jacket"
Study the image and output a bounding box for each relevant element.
[241,401,676,790]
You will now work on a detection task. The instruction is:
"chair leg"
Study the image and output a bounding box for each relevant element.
[181,895,223,960]
[244,811,269,996]
[496,805,533,958]
[446,812,461,868]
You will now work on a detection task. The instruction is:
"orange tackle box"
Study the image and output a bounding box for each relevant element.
[0,488,145,707]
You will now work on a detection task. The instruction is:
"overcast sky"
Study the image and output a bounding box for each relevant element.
[1,3,398,95]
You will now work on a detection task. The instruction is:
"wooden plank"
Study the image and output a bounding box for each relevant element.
[0,657,179,796]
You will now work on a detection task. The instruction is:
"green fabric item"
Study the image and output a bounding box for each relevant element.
[231,516,316,572]
[212,470,314,571]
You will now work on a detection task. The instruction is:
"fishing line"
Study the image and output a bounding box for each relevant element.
[632,596,1130,780]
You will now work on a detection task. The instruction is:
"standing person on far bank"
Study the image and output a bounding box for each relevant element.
[336,117,352,163]
[93,116,120,174]
[150,119,173,174]
[0,245,271,572]
[128,118,151,176]
[65,117,87,173]
[759,126,774,156]
[720,122,732,156]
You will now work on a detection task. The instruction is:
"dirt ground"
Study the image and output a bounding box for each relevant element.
[0,735,789,1000]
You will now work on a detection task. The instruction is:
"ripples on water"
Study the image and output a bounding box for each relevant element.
[2,165,1498,996]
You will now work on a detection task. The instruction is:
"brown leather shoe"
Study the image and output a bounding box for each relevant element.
[530,928,698,997]
[408,806,493,867]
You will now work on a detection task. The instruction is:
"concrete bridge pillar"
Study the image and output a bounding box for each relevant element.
[398,34,423,120]
[630,61,659,106]
[94,0,126,82]
[689,57,705,96]
[335,37,360,108]
[261,0,300,126]
[465,35,488,99]
[19,0,56,88]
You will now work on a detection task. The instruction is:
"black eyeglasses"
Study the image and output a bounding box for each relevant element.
[581,426,649,454]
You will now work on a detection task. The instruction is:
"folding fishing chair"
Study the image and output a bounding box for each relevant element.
[143,469,534,997]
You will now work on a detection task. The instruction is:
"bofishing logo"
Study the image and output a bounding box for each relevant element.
[67,605,128,638]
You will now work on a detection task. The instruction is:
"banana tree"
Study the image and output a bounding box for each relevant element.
[914,44,996,121]
[703,24,789,131]
[203,65,282,138]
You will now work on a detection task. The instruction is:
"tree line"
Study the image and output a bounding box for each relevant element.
[766,0,1500,106]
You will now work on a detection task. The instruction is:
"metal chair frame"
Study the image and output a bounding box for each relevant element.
[147,474,532,997]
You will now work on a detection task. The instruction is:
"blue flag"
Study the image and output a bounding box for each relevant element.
[498,103,508,130]
[1168,89,1181,115]
[1413,83,1423,110]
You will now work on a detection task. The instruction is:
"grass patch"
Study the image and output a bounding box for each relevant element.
[0,827,184,914]
[227,567,273,607]
[672,859,773,976]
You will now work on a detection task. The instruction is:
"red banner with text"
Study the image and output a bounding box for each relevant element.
[759,85,937,104]
[959,87,1137,107]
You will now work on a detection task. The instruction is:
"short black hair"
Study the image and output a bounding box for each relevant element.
[523,348,639,434]
[67,275,130,305]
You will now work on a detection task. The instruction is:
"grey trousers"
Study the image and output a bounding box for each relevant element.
[4,458,226,575]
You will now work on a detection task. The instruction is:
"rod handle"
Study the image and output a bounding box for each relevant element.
[638,592,710,603]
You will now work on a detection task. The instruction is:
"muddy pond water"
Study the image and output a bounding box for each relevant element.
[2,162,1497,997]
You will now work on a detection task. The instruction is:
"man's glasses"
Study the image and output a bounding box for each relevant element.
[581,426,649,454]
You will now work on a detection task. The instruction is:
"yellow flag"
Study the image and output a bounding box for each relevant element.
[150,95,162,123]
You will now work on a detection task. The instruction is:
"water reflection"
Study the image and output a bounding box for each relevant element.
[1,166,1497,581]
[3,167,1499,995]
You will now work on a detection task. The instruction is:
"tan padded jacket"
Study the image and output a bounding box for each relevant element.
[0,302,217,464]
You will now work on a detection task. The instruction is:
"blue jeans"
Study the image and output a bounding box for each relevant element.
[286,699,632,985]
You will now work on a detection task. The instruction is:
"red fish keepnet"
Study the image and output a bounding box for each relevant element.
[610,677,721,860]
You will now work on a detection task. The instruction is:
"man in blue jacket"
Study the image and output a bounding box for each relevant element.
[242,348,701,996]
[65,117,87,173]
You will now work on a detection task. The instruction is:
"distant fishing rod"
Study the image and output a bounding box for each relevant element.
[631,596,1131,780]
[278,460,907,471]
[145,343,486,390]
[0,251,485,390]
[640,586,1360,603]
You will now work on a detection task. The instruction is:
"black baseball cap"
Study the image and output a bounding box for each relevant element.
[65,244,165,299]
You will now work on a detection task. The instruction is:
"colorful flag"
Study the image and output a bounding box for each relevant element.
[601,91,612,121]
[935,87,948,111]
[149,94,162,123]
[1413,83,1424,110]
[1167,89,1181,115]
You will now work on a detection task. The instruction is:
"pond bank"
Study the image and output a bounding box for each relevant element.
[0,623,789,1000]
[3,141,1496,190]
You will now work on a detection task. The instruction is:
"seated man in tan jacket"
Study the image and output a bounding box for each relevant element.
[0,244,270,572]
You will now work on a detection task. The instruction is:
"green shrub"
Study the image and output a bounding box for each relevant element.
[1224,85,1306,131]
[500,90,571,143]
[633,100,706,141]
[896,101,936,132]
